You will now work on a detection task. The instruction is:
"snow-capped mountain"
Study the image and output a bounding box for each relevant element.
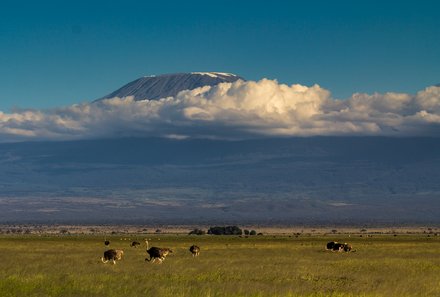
[98,72,244,101]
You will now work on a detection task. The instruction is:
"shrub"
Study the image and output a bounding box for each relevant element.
[208,226,242,235]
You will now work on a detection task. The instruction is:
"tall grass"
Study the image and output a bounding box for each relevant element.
[0,235,439,296]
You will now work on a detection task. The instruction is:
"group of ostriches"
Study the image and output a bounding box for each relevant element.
[101,239,200,264]
[326,241,355,252]
[102,239,355,265]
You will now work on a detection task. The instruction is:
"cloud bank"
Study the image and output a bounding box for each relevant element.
[1,79,440,142]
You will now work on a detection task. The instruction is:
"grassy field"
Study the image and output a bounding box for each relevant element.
[0,234,439,297]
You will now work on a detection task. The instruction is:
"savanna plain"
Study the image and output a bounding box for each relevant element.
[0,232,439,297]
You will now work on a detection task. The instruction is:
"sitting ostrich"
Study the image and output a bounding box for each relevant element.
[189,245,200,257]
[130,241,141,248]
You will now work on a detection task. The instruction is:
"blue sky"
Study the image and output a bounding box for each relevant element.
[1,0,439,112]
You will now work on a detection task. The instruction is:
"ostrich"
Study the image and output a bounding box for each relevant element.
[130,241,141,248]
[189,245,200,257]
[144,239,173,263]
[332,242,345,252]
[343,243,355,252]
[101,249,124,264]
[326,241,336,250]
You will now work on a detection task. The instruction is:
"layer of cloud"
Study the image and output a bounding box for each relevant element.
[1,79,440,142]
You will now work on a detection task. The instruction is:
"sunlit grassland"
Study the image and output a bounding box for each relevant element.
[0,234,439,297]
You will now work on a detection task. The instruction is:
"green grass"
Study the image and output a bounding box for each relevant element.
[0,234,439,296]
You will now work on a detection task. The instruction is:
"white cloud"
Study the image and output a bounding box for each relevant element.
[0,79,439,142]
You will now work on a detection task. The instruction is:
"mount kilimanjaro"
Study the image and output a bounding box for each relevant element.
[0,72,439,225]
[98,72,243,101]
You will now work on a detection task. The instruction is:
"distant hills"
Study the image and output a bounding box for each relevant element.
[0,137,439,225]
[97,72,243,101]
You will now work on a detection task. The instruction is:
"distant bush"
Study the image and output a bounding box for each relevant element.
[188,228,206,235]
[208,226,242,235]
[249,230,257,235]
[244,229,250,235]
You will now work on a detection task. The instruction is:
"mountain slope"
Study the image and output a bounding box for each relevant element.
[97,72,243,101]
[0,137,439,225]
